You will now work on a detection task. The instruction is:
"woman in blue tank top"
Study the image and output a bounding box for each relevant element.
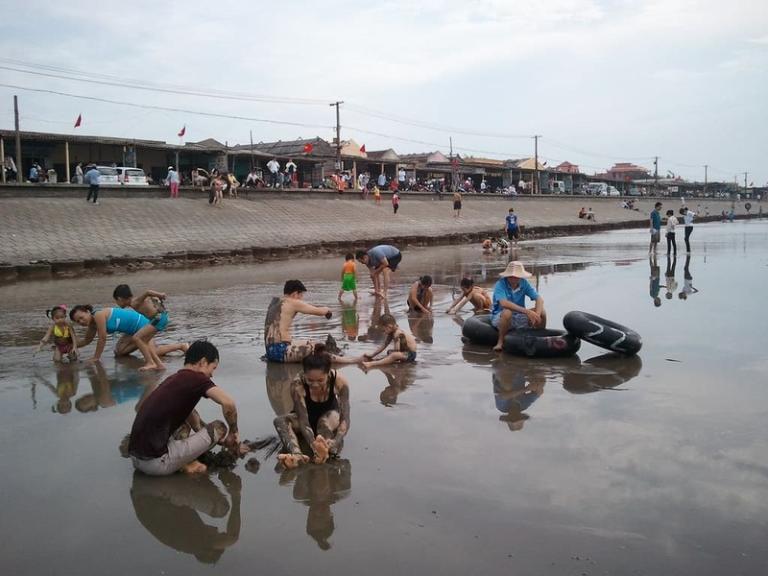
[69,305,165,371]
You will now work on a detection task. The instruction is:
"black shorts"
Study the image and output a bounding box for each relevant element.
[453,201,462,210]
[507,227,519,240]
[387,252,402,271]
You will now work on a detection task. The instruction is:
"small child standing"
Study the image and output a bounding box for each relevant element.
[373,185,381,205]
[37,305,78,363]
[337,253,358,302]
[665,209,678,256]
[392,191,400,214]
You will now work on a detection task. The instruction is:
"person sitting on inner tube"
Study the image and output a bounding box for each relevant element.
[490,261,547,352]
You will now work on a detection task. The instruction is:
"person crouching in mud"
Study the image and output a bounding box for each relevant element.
[274,344,350,469]
[127,340,244,475]
[264,280,333,363]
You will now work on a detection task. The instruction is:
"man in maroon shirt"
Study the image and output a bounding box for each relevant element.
[128,340,241,475]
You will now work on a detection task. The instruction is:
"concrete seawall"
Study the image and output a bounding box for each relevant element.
[0,190,756,283]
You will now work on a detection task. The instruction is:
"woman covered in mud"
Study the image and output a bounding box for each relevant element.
[274,344,350,469]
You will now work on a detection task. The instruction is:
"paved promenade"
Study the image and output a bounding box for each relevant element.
[0,192,749,271]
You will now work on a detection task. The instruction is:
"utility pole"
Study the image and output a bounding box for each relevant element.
[329,101,343,171]
[653,156,658,194]
[14,95,22,181]
[703,164,708,196]
[533,135,541,194]
[249,130,255,172]
[744,172,749,195]
[449,136,457,191]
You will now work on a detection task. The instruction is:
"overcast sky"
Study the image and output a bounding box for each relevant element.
[0,0,766,183]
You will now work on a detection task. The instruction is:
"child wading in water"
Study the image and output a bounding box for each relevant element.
[373,185,381,205]
[392,191,400,214]
[407,275,433,314]
[335,314,417,370]
[337,253,358,302]
[37,305,79,363]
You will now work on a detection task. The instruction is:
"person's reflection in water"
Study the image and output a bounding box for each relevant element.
[377,364,418,406]
[32,363,80,414]
[679,255,699,300]
[74,358,161,413]
[356,297,390,344]
[130,470,241,564]
[649,255,662,307]
[407,312,434,344]
[492,359,546,431]
[341,303,359,342]
[278,459,351,550]
[664,255,678,300]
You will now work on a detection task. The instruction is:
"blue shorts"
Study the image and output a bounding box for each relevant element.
[150,311,169,332]
[491,311,530,329]
[265,342,289,363]
[405,351,417,363]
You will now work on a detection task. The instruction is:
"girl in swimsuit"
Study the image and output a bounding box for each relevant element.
[37,305,79,363]
[69,304,166,371]
[274,344,350,469]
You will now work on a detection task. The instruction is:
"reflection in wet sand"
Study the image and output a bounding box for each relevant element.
[278,459,351,550]
[407,312,434,344]
[563,353,643,394]
[32,363,80,413]
[130,470,241,564]
[377,363,418,406]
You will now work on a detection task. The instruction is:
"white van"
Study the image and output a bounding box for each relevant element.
[115,167,148,186]
[551,181,567,194]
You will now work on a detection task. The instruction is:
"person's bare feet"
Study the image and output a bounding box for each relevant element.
[182,460,207,474]
[154,362,167,371]
[139,363,158,372]
[492,343,503,352]
[313,436,330,464]
[278,453,309,469]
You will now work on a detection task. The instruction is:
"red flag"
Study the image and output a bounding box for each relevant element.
[360,144,366,153]
[74,114,82,128]
[177,125,186,137]
[303,143,314,153]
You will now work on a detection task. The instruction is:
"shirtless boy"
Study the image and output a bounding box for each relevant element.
[264,280,333,363]
[445,278,492,314]
[336,314,417,370]
[112,284,188,361]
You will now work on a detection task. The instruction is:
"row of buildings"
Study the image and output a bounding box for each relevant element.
[0,129,752,196]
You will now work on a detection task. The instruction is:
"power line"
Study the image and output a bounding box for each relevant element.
[0,83,334,131]
[344,103,533,139]
[0,60,331,106]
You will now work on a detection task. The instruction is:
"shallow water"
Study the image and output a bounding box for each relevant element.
[1,221,767,575]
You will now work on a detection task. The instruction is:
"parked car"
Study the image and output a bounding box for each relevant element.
[607,186,621,197]
[115,167,148,186]
[95,166,120,185]
[584,182,608,196]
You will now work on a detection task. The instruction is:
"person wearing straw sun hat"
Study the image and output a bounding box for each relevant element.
[490,261,547,352]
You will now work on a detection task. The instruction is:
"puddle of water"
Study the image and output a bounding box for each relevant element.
[0,221,767,575]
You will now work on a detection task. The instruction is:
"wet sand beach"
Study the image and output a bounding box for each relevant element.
[0,221,766,575]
